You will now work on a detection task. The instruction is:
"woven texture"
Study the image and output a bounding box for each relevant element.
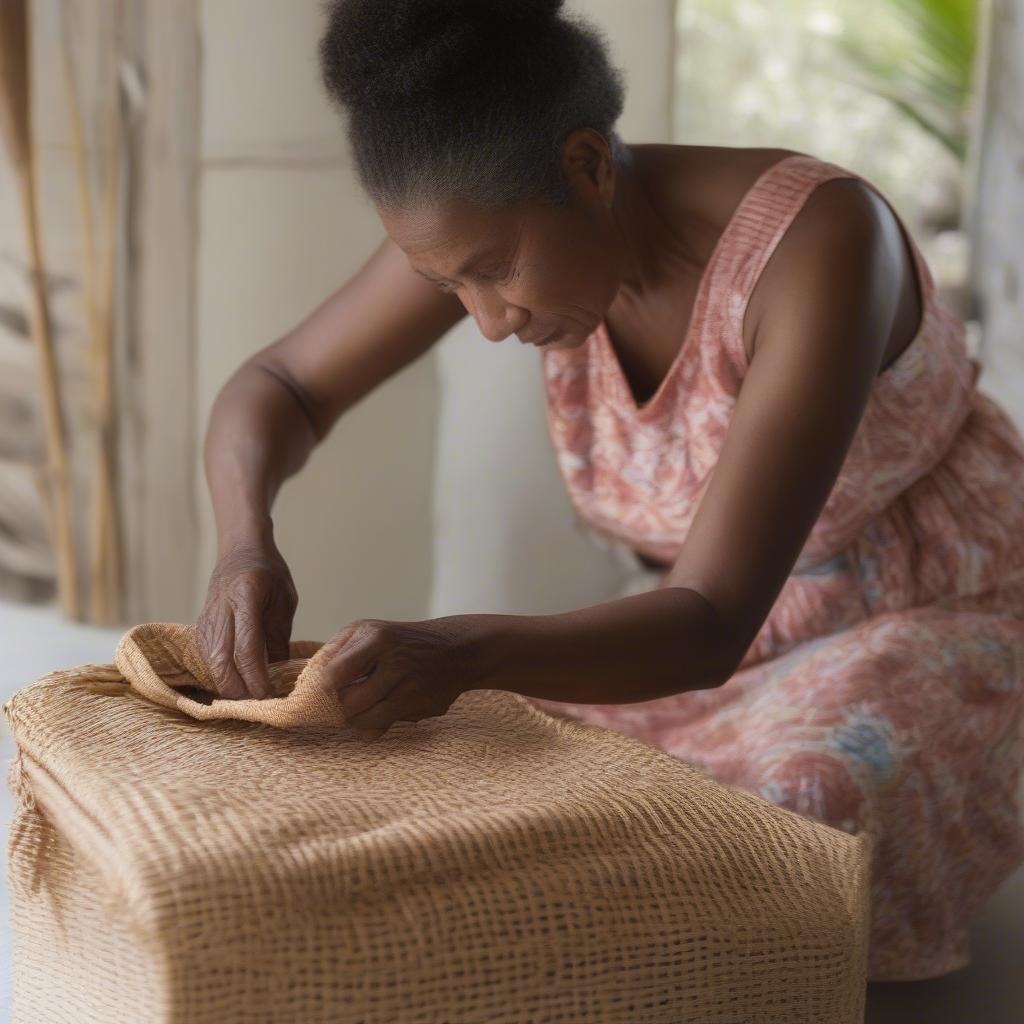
[113,621,345,728]
[5,623,873,1023]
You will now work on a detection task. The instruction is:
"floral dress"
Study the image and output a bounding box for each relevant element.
[524,152,1024,982]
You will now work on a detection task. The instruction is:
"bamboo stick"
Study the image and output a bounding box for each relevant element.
[93,45,123,624]
[100,2,124,623]
[0,0,81,619]
[59,0,124,624]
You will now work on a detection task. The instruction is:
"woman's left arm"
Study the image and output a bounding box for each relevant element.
[333,180,907,734]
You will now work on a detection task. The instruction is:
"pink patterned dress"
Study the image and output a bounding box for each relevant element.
[525,153,1024,983]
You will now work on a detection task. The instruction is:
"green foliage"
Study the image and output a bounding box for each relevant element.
[828,0,978,160]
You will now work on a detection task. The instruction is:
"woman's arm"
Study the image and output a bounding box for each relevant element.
[203,362,318,558]
[457,586,735,704]
[198,236,466,697]
[303,179,907,735]
[456,179,904,706]
[204,235,467,554]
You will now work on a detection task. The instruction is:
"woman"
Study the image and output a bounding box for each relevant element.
[196,0,1024,984]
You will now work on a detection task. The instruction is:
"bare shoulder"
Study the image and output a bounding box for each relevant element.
[633,143,890,291]
[745,172,901,356]
[760,174,885,278]
[630,144,906,367]
[633,143,808,226]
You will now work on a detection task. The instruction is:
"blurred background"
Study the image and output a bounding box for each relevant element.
[0,1,1021,1020]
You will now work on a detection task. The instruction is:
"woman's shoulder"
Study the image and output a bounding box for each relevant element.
[631,142,812,232]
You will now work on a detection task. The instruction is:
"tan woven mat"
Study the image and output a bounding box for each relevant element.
[3,622,873,1023]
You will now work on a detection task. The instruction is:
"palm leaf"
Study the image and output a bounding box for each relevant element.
[825,0,977,159]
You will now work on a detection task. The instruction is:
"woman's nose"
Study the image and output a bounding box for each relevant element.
[471,290,527,343]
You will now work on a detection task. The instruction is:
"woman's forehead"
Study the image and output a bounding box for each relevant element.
[383,201,534,267]
[383,196,523,237]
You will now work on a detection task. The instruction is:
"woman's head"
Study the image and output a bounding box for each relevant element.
[318,0,635,348]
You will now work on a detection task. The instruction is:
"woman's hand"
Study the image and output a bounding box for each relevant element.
[321,616,483,741]
[196,534,299,700]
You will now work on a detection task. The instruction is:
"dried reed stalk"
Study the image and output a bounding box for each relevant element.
[59,0,124,624]
[0,0,81,619]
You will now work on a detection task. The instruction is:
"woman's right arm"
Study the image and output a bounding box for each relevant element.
[198,236,467,699]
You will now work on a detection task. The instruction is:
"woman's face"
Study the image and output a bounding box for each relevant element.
[379,131,624,351]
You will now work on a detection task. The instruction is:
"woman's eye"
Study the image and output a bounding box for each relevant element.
[482,263,513,282]
[434,264,512,293]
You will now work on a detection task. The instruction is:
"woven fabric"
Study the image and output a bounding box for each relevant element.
[5,623,872,1023]
[113,621,344,728]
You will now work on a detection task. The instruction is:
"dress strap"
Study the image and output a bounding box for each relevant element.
[717,153,936,372]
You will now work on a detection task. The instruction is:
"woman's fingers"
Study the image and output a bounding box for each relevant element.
[197,594,273,700]
[231,599,273,699]
[196,538,300,700]
[224,572,282,699]
[197,609,250,700]
[262,569,299,663]
[338,666,404,719]
[264,615,292,666]
[346,678,425,732]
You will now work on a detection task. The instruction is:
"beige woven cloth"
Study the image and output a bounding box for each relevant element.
[113,621,349,727]
[4,622,874,1023]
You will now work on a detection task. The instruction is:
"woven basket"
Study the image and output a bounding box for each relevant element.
[3,623,873,1023]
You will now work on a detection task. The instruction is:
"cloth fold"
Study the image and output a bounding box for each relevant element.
[113,621,346,728]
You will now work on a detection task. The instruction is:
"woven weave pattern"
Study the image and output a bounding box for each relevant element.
[5,624,872,1022]
[113,621,344,727]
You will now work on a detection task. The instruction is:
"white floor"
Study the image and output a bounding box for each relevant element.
[0,598,1021,1022]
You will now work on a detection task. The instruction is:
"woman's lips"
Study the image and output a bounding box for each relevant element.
[523,329,559,346]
